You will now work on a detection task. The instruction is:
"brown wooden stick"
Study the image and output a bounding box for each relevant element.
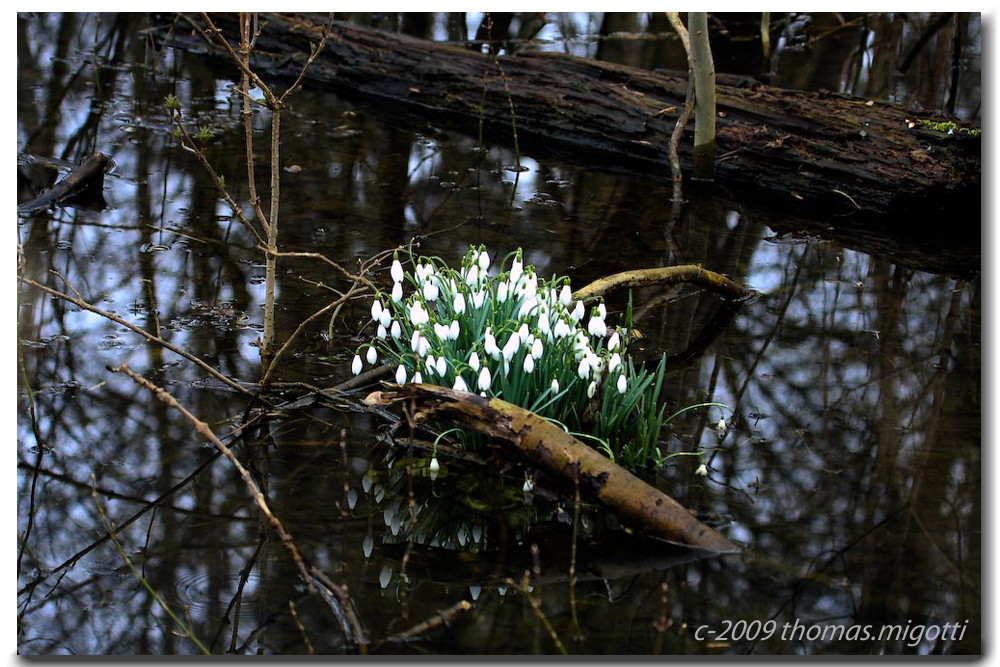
[574,264,757,303]
[367,384,740,554]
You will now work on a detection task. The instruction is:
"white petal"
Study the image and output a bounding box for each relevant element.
[391,281,403,303]
[366,346,378,364]
[478,249,490,270]
[395,364,408,384]
[371,299,383,322]
[390,320,401,339]
[435,356,446,376]
[587,381,597,398]
[469,351,481,371]
[477,366,492,392]
[523,355,535,373]
[391,258,404,283]
[376,324,387,339]
[453,376,468,392]
[351,354,363,375]
[616,374,627,394]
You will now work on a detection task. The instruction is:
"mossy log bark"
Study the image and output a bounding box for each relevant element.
[574,264,757,302]
[366,383,740,554]
[153,13,979,225]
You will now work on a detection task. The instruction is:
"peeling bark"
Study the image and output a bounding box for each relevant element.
[367,383,740,554]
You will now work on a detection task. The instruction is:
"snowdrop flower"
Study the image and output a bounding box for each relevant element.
[531,337,544,359]
[597,302,607,320]
[434,322,450,341]
[517,322,529,341]
[425,355,437,377]
[366,346,378,364]
[371,299,384,323]
[537,311,551,338]
[379,308,391,328]
[422,278,439,302]
[429,457,440,473]
[408,301,429,327]
[509,255,523,287]
[390,257,404,284]
[497,280,509,303]
[484,329,500,359]
[413,371,423,384]
[477,366,492,392]
[449,319,460,340]
[435,356,447,376]
[588,313,607,337]
[395,364,408,384]
[559,284,572,307]
[411,330,422,352]
[550,378,560,394]
[478,248,490,271]
[608,331,621,351]
[587,380,597,398]
[472,289,486,308]
[518,297,538,319]
[418,335,430,357]
[570,301,585,322]
[577,356,591,380]
[391,281,403,303]
[522,478,533,493]
[717,417,728,435]
[553,318,571,339]
[523,355,535,373]
[390,320,401,339]
[695,463,708,477]
[465,263,480,287]
[453,376,469,392]
[351,354,363,375]
[468,351,481,372]
[376,323,388,339]
[453,292,466,314]
[502,333,520,362]
[608,352,621,373]
[616,373,628,394]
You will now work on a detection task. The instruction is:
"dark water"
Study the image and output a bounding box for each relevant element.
[17,13,981,655]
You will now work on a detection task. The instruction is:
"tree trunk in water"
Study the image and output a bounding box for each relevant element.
[688,12,716,180]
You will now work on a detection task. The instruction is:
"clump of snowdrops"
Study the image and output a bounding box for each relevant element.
[351,245,671,473]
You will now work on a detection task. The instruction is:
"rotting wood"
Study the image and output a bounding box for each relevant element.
[150,13,979,225]
[574,264,757,302]
[366,383,740,554]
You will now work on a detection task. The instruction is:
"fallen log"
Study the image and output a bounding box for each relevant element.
[574,264,758,302]
[366,383,740,554]
[17,153,112,215]
[153,13,979,225]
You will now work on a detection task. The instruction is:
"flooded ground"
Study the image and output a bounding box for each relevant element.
[17,13,980,655]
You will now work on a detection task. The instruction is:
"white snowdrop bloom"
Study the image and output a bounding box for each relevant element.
[531,337,544,359]
[517,322,529,341]
[453,376,469,392]
[465,264,480,287]
[559,284,573,307]
[608,352,622,373]
[472,289,486,308]
[550,378,560,393]
[477,366,492,392]
[449,278,459,295]
[509,256,523,287]
[497,280,509,303]
[371,299,384,322]
[453,292,466,314]
[413,371,423,384]
[363,534,374,558]
[418,335,430,357]
[522,478,533,493]
[390,258,405,283]
[376,323,388,339]
[391,281,403,303]
[408,301,429,326]
[366,346,378,364]
[422,278,439,302]
[717,417,728,435]
[434,322,450,341]
[390,320,401,339]
[411,330,422,351]
[379,307,391,328]
[537,311,551,338]
[597,302,607,320]
[571,301,585,322]
[502,332,520,361]
[484,329,500,358]
[449,319,460,340]
[478,248,490,271]
[517,297,538,319]
[588,315,607,337]
[608,331,621,351]
[429,456,440,473]
[523,355,535,373]
[696,463,708,477]
[577,356,590,380]
[351,354,363,375]
[617,373,628,394]
[435,356,447,376]
[587,380,597,398]
[424,355,437,376]
[395,364,408,384]
[553,318,571,339]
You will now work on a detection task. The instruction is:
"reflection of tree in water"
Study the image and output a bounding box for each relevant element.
[17,12,979,655]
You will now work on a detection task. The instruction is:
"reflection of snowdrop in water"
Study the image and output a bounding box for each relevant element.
[379,565,392,589]
[349,245,686,472]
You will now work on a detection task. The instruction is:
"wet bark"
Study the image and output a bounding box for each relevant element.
[152,13,979,226]
[366,383,740,554]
